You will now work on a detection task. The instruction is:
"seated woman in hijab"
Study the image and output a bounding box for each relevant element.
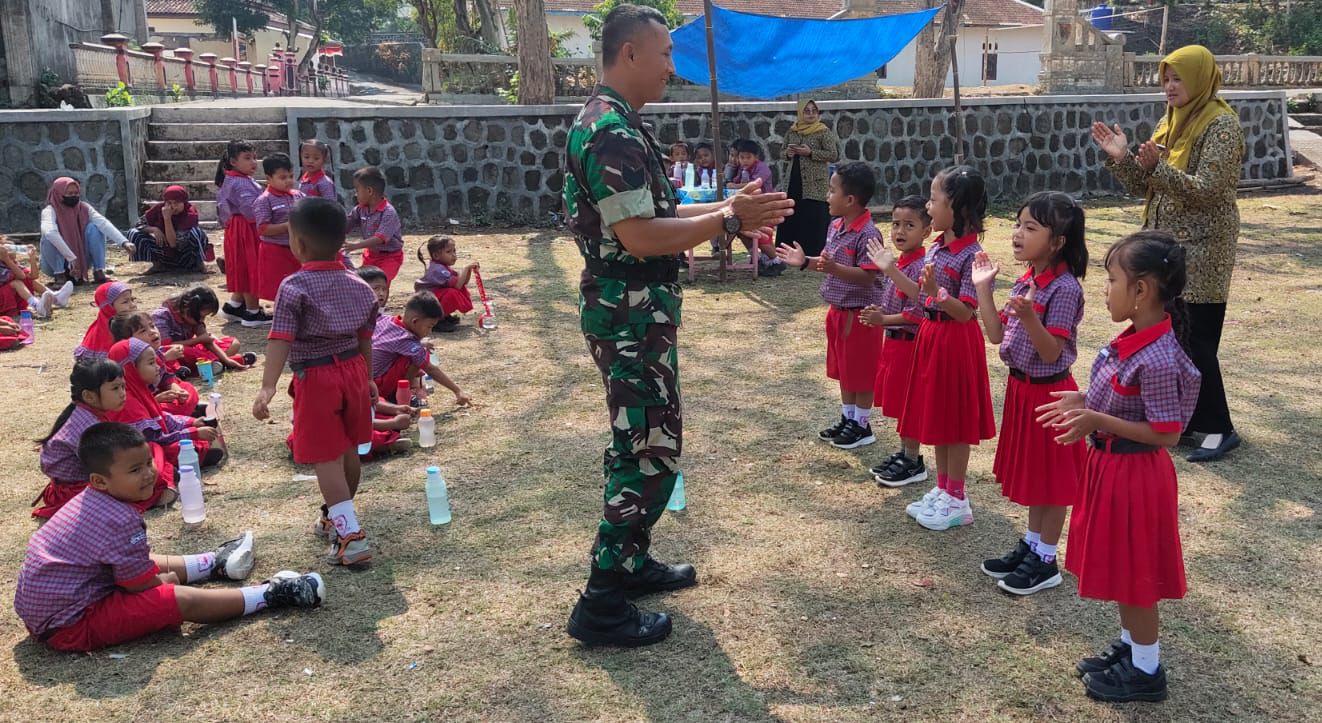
[39,176,134,286]
[130,185,213,274]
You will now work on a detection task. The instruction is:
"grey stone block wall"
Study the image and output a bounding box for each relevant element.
[292,91,1290,227]
[0,108,150,232]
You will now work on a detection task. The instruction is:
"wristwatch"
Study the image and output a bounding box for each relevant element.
[721,206,742,237]
[937,288,951,303]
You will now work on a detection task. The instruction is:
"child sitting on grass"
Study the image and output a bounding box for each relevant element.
[0,242,72,318]
[110,311,203,418]
[15,422,323,652]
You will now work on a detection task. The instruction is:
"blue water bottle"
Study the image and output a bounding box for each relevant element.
[177,439,201,476]
[425,466,451,525]
[666,470,686,511]
[198,361,214,388]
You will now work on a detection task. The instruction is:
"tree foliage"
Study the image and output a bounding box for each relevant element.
[408,0,506,52]
[194,0,407,49]
[583,0,684,41]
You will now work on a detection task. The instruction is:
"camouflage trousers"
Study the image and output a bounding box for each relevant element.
[584,321,682,573]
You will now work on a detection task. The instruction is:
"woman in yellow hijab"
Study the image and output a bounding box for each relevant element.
[1092,44,1246,467]
[779,98,839,256]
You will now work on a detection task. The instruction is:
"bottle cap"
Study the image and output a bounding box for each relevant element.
[397,380,409,388]
[420,409,432,417]
[426,465,439,474]
[179,439,194,448]
[179,465,194,474]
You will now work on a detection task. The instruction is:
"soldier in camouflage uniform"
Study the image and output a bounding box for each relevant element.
[563,5,794,648]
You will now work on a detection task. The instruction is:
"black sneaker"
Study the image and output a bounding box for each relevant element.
[241,352,258,366]
[177,366,193,380]
[220,302,248,324]
[869,451,905,477]
[818,415,850,441]
[981,539,1032,579]
[1076,639,1132,677]
[263,571,327,609]
[433,316,460,333]
[875,453,928,487]
[211,531,255,581]
[758,261,785,278]
[1083,658,1168,703]
[997,550,1063,595]
[618,557,698,599]
[831,420,876,449]
[241,309,273,328]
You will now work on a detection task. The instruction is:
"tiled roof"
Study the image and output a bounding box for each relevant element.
[146,0,318,33]
[531,0,1041,25]
[531,0,849,19]
[850,0,1043,26]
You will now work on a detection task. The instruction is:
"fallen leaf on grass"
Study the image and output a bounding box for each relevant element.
[910,577,935,589]
[1301,654,1314,666]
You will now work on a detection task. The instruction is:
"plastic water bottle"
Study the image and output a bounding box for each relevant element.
[666,470,686,511]
[18,310,33,345]
[356,400,373,456]
[417,409,436,448]
[178,465,206,525]
[198,361,214,388]
[177,438,201,474]
[395,380,411,407]
[421,372,435,393]
[425,466,451,525]
[204,392,221,421]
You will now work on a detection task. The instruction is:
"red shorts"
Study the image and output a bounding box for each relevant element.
[43,583,182,652]
[0,276,34,317]
[436,286,474,316]
[363,249,404,282]
[289,354,372,464]
[825,306,883,394]
[373,354,414,397]
[258,242,302,301]
[872,333,916,421]
[223,216,260,295]
[0,315,28,350]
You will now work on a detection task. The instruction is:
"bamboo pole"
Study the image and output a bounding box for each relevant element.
[1158,5,1169,56]
[702,0,729,281]
[950,29,965,164]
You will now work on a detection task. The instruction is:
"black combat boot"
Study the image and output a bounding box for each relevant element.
[567,567,672,647]
[618,557,697,599]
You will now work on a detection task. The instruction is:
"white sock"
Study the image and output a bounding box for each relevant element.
[855,407,871,428]
[1036,542,1058,563]
[327,500,361,537]
[1025,530,1041,550]
[1120,627,1133,645]
[1200,433,1224,450]
[182,552,216,583]
[241,583,271,615]
[843,404,857,420]
[1131,640,1160,674]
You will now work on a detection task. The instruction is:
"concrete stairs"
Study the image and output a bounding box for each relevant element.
[140,106,288,230]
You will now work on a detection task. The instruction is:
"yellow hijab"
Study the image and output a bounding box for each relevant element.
[790,98,828,136]
[1151,45,1237,173]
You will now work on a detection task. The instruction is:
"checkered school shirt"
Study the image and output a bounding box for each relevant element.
[253,188,305,246]
[819,214,883,309]
[1085,315,1201,434]
[0,264,16,285]
[215,173,262,226]
[415,262,457,292]
[998,263,1085,378]
[922,233,982,310]
[14,488,159,636]
[370,315,429,380]
[347,200,404,254]
[299,172,337,202]
[879,246,927,332]
[151,303,204,344]
[39,404,106,482]
[269,261,380,364]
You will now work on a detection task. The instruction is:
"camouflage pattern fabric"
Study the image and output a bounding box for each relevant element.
[564,85,684,573]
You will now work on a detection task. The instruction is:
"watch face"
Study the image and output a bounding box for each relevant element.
[724,215,741,234]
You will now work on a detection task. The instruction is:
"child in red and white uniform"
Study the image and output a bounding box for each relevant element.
[1037,231,1200,703]
[254,153,306,302]
[110,311,202,418]
[345,167,404,283]
[777,163,884,449]
[971,192,1088,596]
[151,286,256,377]
[214,140,270,327]
[73,281,137,362]
[900,166,997,531]
[106,338,224,470]
[373,291,471,408]
[33,360,175,519]
[16,422,323,652]
[414,235,478,332]
[0,242,72,318]
[860,195,931,487]
[255,197,380,567]
[298,139,354,271]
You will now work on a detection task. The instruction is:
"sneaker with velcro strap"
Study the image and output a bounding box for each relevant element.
[818,415,850,441]
[997,550,1063,595]
[981,539,1032,579]
[875,454,927,487]
[830,420,876,449]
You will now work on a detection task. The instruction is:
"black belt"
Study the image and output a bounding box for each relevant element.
[584,255,678,283]
[1089,434,1158,454]
[1009,368,1071,385]
[290,349,360,374]
[886,329,917,341]
[925,308,955,321]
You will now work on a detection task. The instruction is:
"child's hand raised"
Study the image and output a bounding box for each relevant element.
[920,264,939,297]
[252,386,276,421]
[859,306,885,327]
[1034,390,1084,429]
[971,251,999,289]
[1006,295,1039,323]
[1052,408,1101,445]
[775,242,807,268]
[866,238,895,271]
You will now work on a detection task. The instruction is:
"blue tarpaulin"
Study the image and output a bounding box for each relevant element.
[670,5,941,100]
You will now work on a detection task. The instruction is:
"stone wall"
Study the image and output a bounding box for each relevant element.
[0,107,149,232]
[289,90,1288,227]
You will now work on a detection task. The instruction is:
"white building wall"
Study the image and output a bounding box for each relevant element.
[547,14,593,57]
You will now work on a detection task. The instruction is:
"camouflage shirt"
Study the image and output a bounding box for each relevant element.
[564,85,682,329]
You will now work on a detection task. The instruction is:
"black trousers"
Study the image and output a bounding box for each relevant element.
[1186,302,1234,435]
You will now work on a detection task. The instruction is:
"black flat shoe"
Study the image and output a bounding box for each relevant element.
[1076,639,1132,677]
[619,557,697,599]
[1083,658,1168,703]
[1187,431,1240,463]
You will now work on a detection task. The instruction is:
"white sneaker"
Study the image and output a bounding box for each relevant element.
[906,486,943,519]
[53,281,74,308]
[916,493,974,531]
[27,294,48,318]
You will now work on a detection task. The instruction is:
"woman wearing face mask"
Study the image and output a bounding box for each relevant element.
[39,177,135,286]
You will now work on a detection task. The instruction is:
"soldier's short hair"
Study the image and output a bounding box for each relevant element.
[602,4,668,67]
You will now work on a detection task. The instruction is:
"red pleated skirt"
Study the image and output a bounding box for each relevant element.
[993,374,1085,506]
[897,318,996,446]
[159,379,201,418]
[223,216,260,295]
[873,336,916,421]
[258,242,302,302]
[1065,447,1187,607]
[179,337,237,374]
[32,443,176,519]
